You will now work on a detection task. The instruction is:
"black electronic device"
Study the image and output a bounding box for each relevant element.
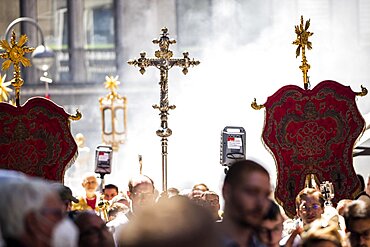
[95,145,113,175]
[220,126,246,167]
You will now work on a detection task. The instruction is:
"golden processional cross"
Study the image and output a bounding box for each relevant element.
[292,16,313,90]
[0,30,34,106]
[128,27,200,191]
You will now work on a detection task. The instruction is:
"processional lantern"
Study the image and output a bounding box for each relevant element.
[0,30,81,182]
[99,75,127,151]
[128,27,200,192]
[252,16,367,218]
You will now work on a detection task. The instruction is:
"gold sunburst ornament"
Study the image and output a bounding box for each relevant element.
[292,16,313,90]
[0,73,12,102]
[104,75,120,94]
[0,30,35,106]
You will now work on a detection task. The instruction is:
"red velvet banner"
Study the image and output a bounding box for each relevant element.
[0,97,78,182]
[262,80,364,218]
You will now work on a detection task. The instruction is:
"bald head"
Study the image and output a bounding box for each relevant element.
[128,175,154,193]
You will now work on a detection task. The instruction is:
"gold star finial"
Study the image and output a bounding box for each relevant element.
[292,16,313,90]
[0,30,34,106]
[0,30,34,71]
[0,73,12,102]
[104,75,120,93]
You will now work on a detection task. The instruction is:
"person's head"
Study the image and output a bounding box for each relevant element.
[75,133,85,148]
[167,187,180,198]
[127,175,155,213]
[301,219,342,247]
[344,200,370,247]
[336,199,353,216]
[222,159,271,228]
[201,191,221,221]
[0,179,64,246]
[82,173,98,194]
[103,184,118,201]
[296,188,324,225]
[117,196,220,247]
[192,183,209,192]
[258,200,284,247]
[52,183,79,211]
[74,211,114,247]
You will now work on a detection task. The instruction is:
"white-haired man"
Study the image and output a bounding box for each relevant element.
[0,178,65,247]
[72,173,100,211]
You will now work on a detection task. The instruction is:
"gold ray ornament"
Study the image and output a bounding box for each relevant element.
[0,73,12,102]
[0,30,34,106]
[292,16,313,90]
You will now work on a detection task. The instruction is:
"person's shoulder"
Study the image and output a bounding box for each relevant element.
[71,196,90,211]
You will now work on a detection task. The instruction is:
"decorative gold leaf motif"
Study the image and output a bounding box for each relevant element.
[20,57,32,67]
[0,40,10,51]
[18,34,28,47]
[2,60,11,70]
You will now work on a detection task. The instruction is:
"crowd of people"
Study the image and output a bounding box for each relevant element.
[0,160,369,247]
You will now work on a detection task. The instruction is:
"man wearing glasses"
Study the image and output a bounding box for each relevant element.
[344,200,370,247]
[112,174,156,243]
[126,174,156,219]
[296,188,325,226]
[280,188,325,246]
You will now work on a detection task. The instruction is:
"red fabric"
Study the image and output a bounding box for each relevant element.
[0,97,78,182]
[86,197,97,210]
[262,80,364,218]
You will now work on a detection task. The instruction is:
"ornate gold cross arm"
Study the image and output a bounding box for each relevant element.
[128,52,152,75]
[170,52,200,75]
[292,16,313,90]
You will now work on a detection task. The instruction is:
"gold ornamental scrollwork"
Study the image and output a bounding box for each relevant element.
[355,85,368,97]
[68,109,82,121]
[251,98,265,110]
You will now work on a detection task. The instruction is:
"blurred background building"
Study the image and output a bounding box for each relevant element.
[0,0,369,193]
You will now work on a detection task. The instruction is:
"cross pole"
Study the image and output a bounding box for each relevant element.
[128,27,200,192]
[292,16,313,90]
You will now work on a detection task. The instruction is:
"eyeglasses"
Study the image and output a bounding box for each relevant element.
[132,191,154,199]
[85,181,97,185]
[299,203,321,213]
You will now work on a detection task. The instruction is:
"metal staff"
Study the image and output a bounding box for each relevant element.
[128,27,200,191]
